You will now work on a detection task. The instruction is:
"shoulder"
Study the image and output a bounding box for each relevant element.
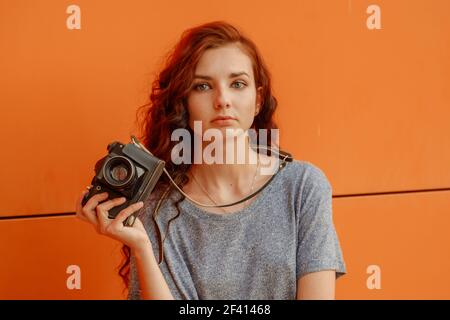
[284,159,332,192]
[278,159,333,216]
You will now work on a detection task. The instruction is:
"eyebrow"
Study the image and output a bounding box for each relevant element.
[193,72,250,80]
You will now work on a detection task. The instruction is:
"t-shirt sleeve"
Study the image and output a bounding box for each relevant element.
[127,255,141,300]
[296,163,347,280]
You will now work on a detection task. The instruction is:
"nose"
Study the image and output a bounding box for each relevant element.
[214,85,231,109]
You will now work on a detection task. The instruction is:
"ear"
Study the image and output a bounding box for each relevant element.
[255,86,263,116]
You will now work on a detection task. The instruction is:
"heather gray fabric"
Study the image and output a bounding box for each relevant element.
[128,159,346,300]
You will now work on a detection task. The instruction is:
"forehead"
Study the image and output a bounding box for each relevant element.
[194,44,254,78]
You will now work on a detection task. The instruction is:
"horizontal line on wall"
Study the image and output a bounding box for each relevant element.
[333,187,450,198]
[0,187,449,220]
[0,212,76,220]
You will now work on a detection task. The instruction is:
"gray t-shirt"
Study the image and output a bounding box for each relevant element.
[128,159,346,300]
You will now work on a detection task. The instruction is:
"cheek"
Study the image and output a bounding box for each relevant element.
[186,95,199,114]
[187,93,207,110]
[186,96,209,128]
[243,95,257,113]
[243,98,258,124]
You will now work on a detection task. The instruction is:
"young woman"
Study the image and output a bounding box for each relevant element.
[76,21,346,300]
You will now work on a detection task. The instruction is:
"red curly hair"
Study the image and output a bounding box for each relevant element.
[118,20,279,295]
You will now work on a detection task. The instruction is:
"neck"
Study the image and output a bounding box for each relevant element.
[188,133,260,195]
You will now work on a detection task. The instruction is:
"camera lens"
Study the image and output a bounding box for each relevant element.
[111,165,128,182]
[102,156,136,188]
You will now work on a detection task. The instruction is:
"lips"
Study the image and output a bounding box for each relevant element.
[211,116,236,122]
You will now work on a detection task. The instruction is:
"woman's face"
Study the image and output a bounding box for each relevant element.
[186,43,262,140]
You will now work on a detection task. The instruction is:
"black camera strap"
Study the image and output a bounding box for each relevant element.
[200,147,293,208]
[131,136,293,208]
[134,136,294,264]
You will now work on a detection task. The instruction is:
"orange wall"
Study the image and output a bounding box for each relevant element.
[1,0,449,299]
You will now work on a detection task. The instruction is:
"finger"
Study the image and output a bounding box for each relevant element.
[96,207,110,234]
[112,201,144,227]
[96,197,127,212]
[75,190,89,222]
[83,192,109,212]
[95,197,127,233]
[132,216,143,228]
[82,192,109,227]
[130,216,146,231]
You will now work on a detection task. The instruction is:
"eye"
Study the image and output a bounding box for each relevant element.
[231,81,246,89]
[193,83,210,91]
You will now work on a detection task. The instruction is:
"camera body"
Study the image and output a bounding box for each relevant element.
[82,140,165,226]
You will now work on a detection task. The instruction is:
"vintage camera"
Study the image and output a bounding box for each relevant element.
[82,136,165,226]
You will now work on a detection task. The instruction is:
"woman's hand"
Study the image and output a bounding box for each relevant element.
[75,189,151,251]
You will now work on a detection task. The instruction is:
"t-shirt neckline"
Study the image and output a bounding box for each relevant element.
[179,161,291,221]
